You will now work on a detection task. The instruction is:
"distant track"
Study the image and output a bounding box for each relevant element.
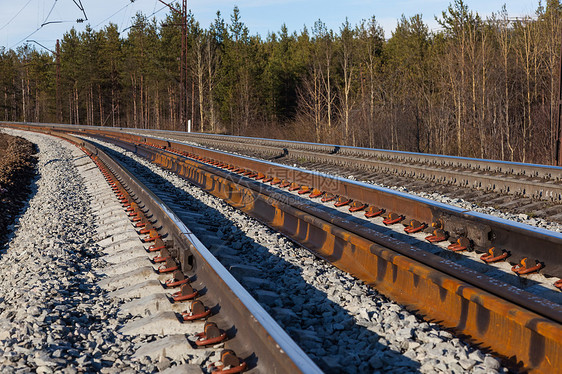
[122,129,562,200]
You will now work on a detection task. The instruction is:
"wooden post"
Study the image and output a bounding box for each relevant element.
[56,39,61,123]
[556,25,562,166]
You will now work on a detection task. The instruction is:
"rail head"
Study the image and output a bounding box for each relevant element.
[83,132,562,319]
[51,124,562,279]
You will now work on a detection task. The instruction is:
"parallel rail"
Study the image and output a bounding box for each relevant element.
[4,122,562,372]
[21,128,321,373]
[128,129,562,201]
[92,129,562,278]
[91,130,562,373]
[5,122,562,199]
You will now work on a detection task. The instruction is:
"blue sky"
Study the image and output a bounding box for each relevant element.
[0,0,541,52]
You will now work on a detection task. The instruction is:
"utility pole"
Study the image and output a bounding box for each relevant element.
[159,0,189,132]
[182,0,188,132]
[555,28,562,166]
[191,79,195,131]
[55,39,61,123]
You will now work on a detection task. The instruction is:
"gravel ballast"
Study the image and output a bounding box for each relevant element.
[0,129,185,373]
[85,136,508,374]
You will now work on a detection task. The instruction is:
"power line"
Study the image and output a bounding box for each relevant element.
[72,0,88,22]
[0,0,34,32]
[8,0,62,49]
[147,5,168,19]
[10,27,43,49]
[94,2,133,28]
[5,0,170,50]
[120,3,133,32]
[119,5,167,34]
[41,0,58,27]
[6,0,89,50]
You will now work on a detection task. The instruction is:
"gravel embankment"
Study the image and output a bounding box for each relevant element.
[86,136,507,374]
[0,129,156,373]
[0,132,37,246]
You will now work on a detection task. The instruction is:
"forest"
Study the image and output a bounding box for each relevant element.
[1,0,561,164]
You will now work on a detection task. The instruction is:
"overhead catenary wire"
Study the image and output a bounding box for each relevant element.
[4,0,171,50]
[0,0,34,32]
[41,0,59,26]
[72,0,88,21]
[8,0,68,50]
[5,0,91,49]
[147,5,168,19]
[94,2,134,29]
[119,1,167,35]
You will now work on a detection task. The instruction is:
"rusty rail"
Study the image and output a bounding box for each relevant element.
[4,122,562,198]
[4,122,562,372]
[83,130,562,373]
[89,129,562,278]
[12,127,321,374]
[118,128,562,200]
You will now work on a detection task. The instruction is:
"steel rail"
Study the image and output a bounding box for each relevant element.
[6,123,562,276]
[4,122,562,199]
[62,129,562,373]
[144,131,562,201]
[85,131,562,372]
[124,129,562,180]
[179,136,562,201]
[26,129,322,374]
[4,122,562,372]
[84,128,562,278]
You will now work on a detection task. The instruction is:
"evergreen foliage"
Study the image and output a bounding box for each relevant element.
[1,2,561,164]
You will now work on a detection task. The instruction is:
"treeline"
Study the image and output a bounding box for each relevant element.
[1,0,561,164]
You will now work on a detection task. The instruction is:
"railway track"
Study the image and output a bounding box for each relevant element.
[120,128,562,223]
[0,127,320,373]
[2,122,562,373]
[78,134,320,373]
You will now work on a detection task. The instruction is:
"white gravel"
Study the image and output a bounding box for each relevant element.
[84,136,508,374]
[0,129,180,373]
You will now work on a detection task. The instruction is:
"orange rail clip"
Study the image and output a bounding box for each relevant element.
[404,219,426,233]
[383,212,404,225]
[288,182,301,191]
[511,258,543,275]
[309,189,324,198]
[349,201,367,212]
[321,193,336,203]
[365,207,385,218]
[334,197,352,207]
[448,237,471,252]
[172,283,198,301]
[195,322,227,346]
[158,258,179,273]
[425,229,448,243]
[480,247,509,263]
[207,350,247,373]
[182,300,211,321]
